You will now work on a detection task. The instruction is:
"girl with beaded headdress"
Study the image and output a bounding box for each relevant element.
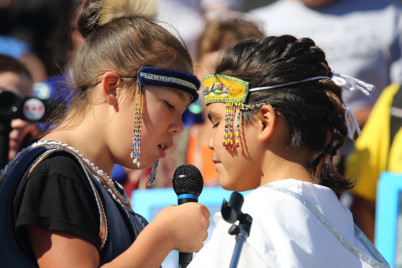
[188,35,390,267]
[185,12,264,187]
[0,0,210,266]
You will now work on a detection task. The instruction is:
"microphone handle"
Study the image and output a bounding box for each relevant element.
[179,252,192,268]
[177,194,198,205]
[177,193,199,268]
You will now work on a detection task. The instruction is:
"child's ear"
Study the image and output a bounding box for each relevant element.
[257,104,277,142]
[101,71,121,110]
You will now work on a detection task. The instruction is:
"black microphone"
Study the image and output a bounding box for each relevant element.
[172,164,204,268]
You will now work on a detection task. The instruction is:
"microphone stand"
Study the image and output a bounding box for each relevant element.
[221,191,253,268]
[228,213,252,268]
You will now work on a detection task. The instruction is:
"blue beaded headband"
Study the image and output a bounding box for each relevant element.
[137,67,200,103]
[88,67,200,102]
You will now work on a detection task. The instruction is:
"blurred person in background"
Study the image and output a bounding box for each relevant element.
[156,0,244,58]
[0,0,78,78]
[0,54,39,165]
[251,0,402,129]
[0,35,47,83]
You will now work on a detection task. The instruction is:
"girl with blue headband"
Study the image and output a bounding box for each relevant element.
[0,0,210,266]
[189,35,389,267]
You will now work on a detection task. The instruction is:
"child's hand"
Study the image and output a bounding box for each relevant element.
[154,203,210,253]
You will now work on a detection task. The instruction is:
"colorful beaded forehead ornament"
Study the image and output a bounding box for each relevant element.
[202,74,251,150]
[132,67,200,186]
[202,73,375,151]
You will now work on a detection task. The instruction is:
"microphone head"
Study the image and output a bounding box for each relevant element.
[172,164,203,196]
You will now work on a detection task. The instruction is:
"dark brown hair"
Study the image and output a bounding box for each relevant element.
[216,35,353,193]
[0,54,32,81]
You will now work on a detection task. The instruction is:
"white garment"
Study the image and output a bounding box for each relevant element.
[250,0,402,111]
[189,179,390,267]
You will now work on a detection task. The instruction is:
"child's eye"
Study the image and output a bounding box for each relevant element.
[212,122,219,128]
[165,101,175,110]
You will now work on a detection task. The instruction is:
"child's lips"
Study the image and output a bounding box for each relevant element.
[212,158,220,164]
[212,160,221,172]
[158,144,166,157]
[158,141,173,158]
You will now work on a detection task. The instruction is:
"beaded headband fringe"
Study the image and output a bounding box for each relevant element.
[130,83,143,167]
[202,73,375,150]
[202,75,249,149]
[130,67,201,186]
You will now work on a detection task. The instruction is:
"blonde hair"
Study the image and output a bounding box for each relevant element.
[99,0,157,25]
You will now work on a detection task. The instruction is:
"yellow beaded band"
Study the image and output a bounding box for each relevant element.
[202,74,249,105]
[202,75,250,149]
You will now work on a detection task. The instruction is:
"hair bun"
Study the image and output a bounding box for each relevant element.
[75,0,158,38]
[99,0,158,26]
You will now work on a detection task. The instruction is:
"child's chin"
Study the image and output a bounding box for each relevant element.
[218,178,230,190]
[219,178,237,191]
[220,179,256,192]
